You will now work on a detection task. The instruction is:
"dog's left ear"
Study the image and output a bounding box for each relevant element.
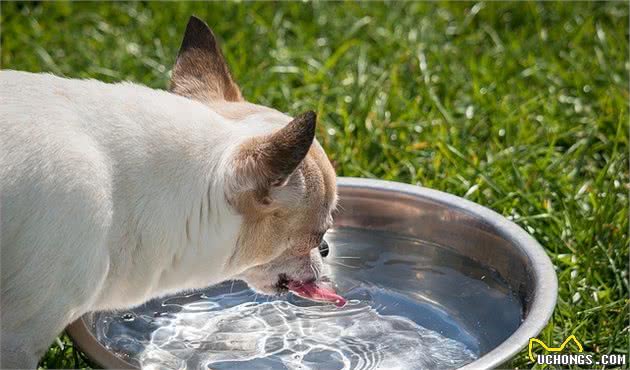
[231,111,317,203]
[170,16,243,103]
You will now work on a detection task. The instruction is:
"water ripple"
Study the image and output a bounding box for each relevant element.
[96,296,476,370]
[92,227,524,369]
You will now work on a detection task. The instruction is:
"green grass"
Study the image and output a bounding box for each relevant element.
[1,1,628,369]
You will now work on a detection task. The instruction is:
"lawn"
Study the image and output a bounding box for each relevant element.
[1,1,628,369]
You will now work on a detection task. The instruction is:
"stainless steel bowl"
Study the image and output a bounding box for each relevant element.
[67,177,557,369]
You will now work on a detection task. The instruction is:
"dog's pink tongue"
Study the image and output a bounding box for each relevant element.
[288,281,347,307]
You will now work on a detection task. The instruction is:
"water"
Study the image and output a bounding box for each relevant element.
[93,227,522,370]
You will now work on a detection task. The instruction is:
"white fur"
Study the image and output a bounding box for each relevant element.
[0,70,284,368]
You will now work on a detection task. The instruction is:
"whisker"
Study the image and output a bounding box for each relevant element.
[310,263,321,280]
[327,261,361,269]
[328,242,353,247]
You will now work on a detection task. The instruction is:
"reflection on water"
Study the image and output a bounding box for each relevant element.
[93,227,521,370]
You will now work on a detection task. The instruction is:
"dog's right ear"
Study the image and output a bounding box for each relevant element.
[230,111,317,205]
[170,16,243,104]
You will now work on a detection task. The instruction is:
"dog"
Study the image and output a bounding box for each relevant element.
[0,16,340,368]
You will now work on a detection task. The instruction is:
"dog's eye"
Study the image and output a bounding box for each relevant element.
[318,240,329,258]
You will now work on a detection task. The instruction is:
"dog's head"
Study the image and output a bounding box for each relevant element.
[170,16,338,297]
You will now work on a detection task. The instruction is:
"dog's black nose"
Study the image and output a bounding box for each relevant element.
[319,240,329,258]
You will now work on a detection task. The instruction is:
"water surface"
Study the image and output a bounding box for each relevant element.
[93,227,521,369]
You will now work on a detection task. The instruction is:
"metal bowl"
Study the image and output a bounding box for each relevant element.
[67,177,557,369]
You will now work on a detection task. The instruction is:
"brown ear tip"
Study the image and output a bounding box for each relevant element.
[187,15,207,28]
[180,15,216,53]
[302,110,317,129]
[184,15,214,38]
[304,110,316,120]
[300,110,317,140]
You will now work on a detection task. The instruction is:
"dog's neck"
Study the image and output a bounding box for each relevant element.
[84,82,258,309]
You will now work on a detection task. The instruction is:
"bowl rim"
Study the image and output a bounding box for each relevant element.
[66,177,558,369]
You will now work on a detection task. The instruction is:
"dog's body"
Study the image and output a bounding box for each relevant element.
[0,70,244,365]
[0,17,337,368]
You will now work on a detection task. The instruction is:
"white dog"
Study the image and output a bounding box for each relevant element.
[0,16,341,368]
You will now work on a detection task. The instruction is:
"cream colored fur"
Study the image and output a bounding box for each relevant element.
[0,70,323,368]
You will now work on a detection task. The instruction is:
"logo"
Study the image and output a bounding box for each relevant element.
[529,335,626,367]
[528,335,583,362]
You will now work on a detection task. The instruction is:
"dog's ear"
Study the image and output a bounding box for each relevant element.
[231,111,316,203]
[170,16,243,103]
